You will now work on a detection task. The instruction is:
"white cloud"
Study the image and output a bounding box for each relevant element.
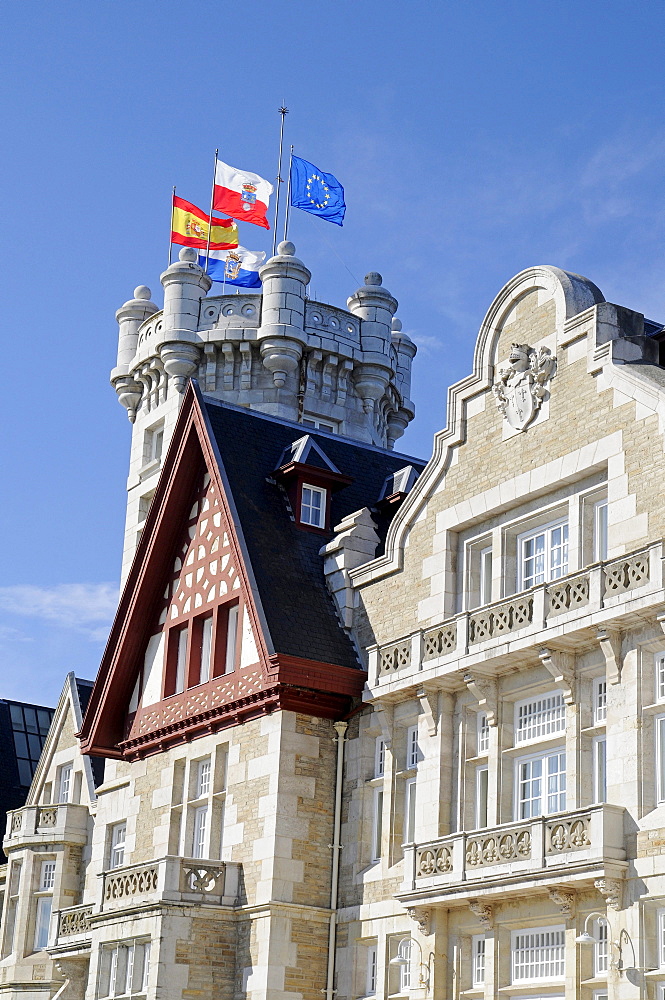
[0,583,118,641]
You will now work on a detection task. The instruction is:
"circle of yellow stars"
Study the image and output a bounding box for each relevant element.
[306,173,331,209]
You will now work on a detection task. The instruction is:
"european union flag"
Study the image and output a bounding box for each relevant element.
[290,155,346,226]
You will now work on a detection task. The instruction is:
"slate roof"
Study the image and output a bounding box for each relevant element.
[202,397,426,671]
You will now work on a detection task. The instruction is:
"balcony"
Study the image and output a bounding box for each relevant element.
[400,804,626,905]
[3,803,89,850]
[374,541,663,687]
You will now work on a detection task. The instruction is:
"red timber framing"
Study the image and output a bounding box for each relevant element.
[78,383,365,762]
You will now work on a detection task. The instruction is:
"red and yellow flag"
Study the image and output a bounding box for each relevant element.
[171,195,239,250]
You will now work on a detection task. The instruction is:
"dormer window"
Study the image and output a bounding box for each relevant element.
[301,485,326,527]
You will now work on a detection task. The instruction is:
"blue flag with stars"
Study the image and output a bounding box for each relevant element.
[290,155,346,226]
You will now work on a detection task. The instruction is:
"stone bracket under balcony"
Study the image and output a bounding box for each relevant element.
[399,804,627,906]
[370,541,663,691]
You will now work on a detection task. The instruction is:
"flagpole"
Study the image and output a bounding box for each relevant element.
[168,186,176,266]
[283,145,294,242]
[271,105,288,257]
[204,149,219,274]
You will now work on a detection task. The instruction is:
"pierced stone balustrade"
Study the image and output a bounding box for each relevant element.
[3,803,89,849]
[99,856,241,912]
[378,640,411,677]
[405,805,625,898]
[57,904,93,941]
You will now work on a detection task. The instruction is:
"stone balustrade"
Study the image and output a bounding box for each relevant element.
[3,802,89,849]
[405,804,625,894]
[375,541,662,682]
[57,904,93,940]
[99,856,241,912]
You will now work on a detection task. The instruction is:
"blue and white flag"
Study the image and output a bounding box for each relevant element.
[290,155,345,226]
[199,246,266,287]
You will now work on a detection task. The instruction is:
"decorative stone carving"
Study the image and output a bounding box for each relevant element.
[59,906,93,937]
[493,342,556,431]
[423,623,457,659]
[595,877,623,911]
[37,806,58,828]
[463,671,498,727]
[548,887,576,917]
[469,595,533,644]
[378,640,411,676]
[597,626,622,685]
[407,907,431,936]
[416,844,453,877]
[466,828,531,868]
[103,864,158,904]
[374,703,394,751]
[546,815,591,854]
[539,647,576,705]
[468,899,493,928]
[181,861,226,893]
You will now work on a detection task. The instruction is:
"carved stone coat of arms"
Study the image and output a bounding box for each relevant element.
[492,343,556,431]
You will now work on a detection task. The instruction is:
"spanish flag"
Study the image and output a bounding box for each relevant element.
[171,196,239,250]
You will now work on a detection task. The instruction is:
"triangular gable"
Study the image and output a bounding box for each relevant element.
[275,434,341,474]
[27,672,98,808]
[80,383,365,761]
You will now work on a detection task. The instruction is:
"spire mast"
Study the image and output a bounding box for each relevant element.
[271,105,289,256]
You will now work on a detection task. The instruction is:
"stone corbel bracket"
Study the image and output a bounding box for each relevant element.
[548,886,576,918]
[596,627,622,685]
[594,876,623,911]
[407,906,431,936]
[539,647,576,705]
[468,899,493,928]
[462,671,498,727]
[417,685,439,737]
[374,703,394,751]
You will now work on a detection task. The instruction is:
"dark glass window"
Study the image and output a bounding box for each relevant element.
[9,703,54,786]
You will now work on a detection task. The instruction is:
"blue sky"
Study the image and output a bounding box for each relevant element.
[1,0,664,705]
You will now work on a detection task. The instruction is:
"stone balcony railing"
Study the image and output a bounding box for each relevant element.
[402,804,625,896]
[375,542,662,683]
[99,856,240,912]
[3,803,89,850]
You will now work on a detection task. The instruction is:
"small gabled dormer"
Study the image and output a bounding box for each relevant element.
[274,434,352,532]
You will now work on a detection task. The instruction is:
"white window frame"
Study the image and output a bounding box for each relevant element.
[511,925,565,983]
[514,691,565,745]
[658,909,665,968]
[225,604,239,674]
[594,500,608,562]
[371,787,383,861]
[477,712,490,755]
[365,943,378,996]
[174,626,188,695]
[518,518,569,591]
[58,763,73,803]
[406,724,419,769]
[39,860,56,891]
[479,546,493,606]
[593,676,607,725]
[515,749,566,820]
[300,484,326,527]
[656,652,665,704]
[302,415,337,433]
[33,896,52,951]
[109,822,127,869]
[99,939,151,998]
[192,804,209,859]
[593,917,609,976]
[476,765,489,829]
[657,716,665,805]
[472,934,486,987]
[199,615,213,684]
[404,777,416,844]
[196,759,211,798]
[374,737,385,778]
[593,736,607,804]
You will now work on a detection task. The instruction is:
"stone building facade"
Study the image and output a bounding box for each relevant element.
[2,253,665,1000]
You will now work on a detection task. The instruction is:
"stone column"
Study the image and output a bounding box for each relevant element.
[347,272,397,419]
[111,285,158,421]
[158,247,212,393]
[256,240,310,392]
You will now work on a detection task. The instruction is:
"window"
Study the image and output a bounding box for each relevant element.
[390,938,411,994]
[144,423,164,466]
[223,604,239,675]
[99,940,151,998]
[196,759,211,798]
[594,918,609,976]
[375,737,385,778]
[366,943,378,996]
[175,627,188,694]
[593,677,607,725]
[659,910,665,968]
[657,717,665,804]
[477,712,490,755]
[516,750,566,819]
[302,416,336,433]
[192,805,209,859]
[34,897,52,951]
[406,725,419,769]
[472,935,486,987]
[371,788,383,860]
[58,763,73,803]
[515,692,565,744]
[593,737,607,804]
[404,777,416,844]
[594,501,608,561]
[171,749,227,861]
[519,520,568,589]
[9,703,53,787]
[657,653,665,703]
[1,862,21,957]
[110,823,127,869]
[479,546,493,606]
[512,926,565,982]
[39,860,56,891]
[476,766,489,829]
[301,484,326,527]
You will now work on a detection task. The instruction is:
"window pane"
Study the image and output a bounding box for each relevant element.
[200,616,213,684]
[473,936,486,987]
[404,779,416,843]
[476,767,489,828]
[659,719,665,803]
[519,758,542,819]
[512,928,565,981]
[595,501,608,562]
[192,805,208,859]
[17,758,33,786]
[34,897,52,950]
[175,627,188,694]
[23,708,38,734]
[372,789,383,860]
[546,752,566,813]
[375,738,385,778]
[40,861,56,890]
[197,760,211,798]
[516,693,565,743]
[13,732,28,758]
[9,704,24,729]
[594,738,607,804]
[225,605,238,673]
[478,713,490,754]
